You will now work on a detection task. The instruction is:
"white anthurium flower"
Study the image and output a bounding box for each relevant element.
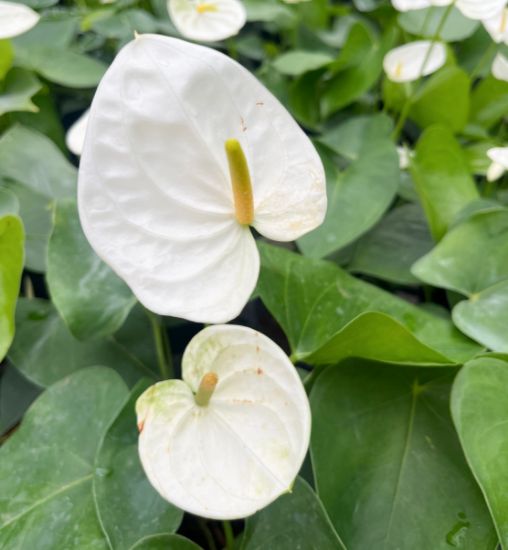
[168,0,246,42]
[0,0,39,39]
[78,34,326,324]
[397,145,414,170]
[65,109,90,156]
[483,8,508,42]
[492,52,508,81]
[456,0,507,20]
[136,324,311,520]
[391,0,453,11]
[486,147,508,181]
[383,40,447,83]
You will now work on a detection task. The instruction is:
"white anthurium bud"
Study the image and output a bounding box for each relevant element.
[136,324,311,520]
[168,0,246,42]
[456,0,507,20]
[483,8,508,42]
[65,109,90,156]
[486,147,508,181]
[492,52,508,81]
[78,34,326,324]
[397,145,413,170]
[383,40,447,83]
[0,0,39,39]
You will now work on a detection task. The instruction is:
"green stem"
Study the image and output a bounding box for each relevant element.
[222,521,235,550]
[199,519,217,550]
[470,41,498,81]
[145,309,173,380]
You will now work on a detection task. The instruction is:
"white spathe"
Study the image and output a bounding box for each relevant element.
[486,147,508,181]
[457,0,507,20]
[0,0,39,39]
[136,324,311,520]
[483,8,508,43]
[66,109,90,156]
[492,52,508,81]
[168,0,246,42]
[78,34,326,323]
[383,40,447,83]
[391,0,451,11]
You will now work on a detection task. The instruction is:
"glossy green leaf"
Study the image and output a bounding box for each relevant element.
[452,357,508,549]
[410,66,470,133]
[0,187,19,216]
[299,115,399,258]
[311,361,498,550]
[0,40,13,80]
[8,298,156,387]
[0,367,128,549]
[240,477,345,550]
[272,50,333,76]
[349,203,433,285]
[91,9,158,39]
[0,214,24,361]
[258,243,481,364]
[94,381,183,549]
[470,76,508,130]
[0,125,76,199]
[130,535,202,550]
[47,200,135,340]
[0,68,41,116]
[410,125,479,241]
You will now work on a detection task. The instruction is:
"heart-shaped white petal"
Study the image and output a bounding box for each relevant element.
[66,109,90,156]
[168,0,246,42]
[492,52,508,81]
[136,324,311,520]
[483,8,508,43]
[0,0,39,39]
[383,41,447,83]
[78,34,326,323]
[457,0,507,20]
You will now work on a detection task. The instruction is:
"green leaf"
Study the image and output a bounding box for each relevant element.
[398,6,478,41]
[91,9,158,39]
[47,200,135,340]
[0,40,13,80]
[299,115,399,258]
[8,298,156,387]
[272,50,333,76]
[0,214,24,361]
[240,477,345,550]
[0,367,128,549]
[0,186,19,216]
[0,125,76,199]
[452,357,508,549]
[0,68,41,116]
[94,381,183,549]
[349,203,433,285]
[311,361,498,550]
[410,125,479,241]
[470,76,508,129]
[258,243,481,364]
[410,66,470,133]
[130,535,202,550]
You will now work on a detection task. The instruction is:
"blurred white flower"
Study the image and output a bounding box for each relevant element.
[136,324,311,519]
[383,40,447,83]
[65,110,90,156]
[78,34,326,323]
[486,147,508,181]
[492,52,508,81]
[391,0,507,20]
[0,0,39,39]
[483,8,508,43]
[391,0,450,11]
[167,0,246,42]
[397,146,414,169]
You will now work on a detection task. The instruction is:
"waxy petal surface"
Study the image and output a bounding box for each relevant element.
[168,0,246,42]
[79,34,325,322]
[0,1,39,39]
[136,325,311,519]
[457,0,507,20]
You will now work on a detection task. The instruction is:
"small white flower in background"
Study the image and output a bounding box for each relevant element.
[65,109,90,156]
[397,146,414,170]
[483,8,508,43]
[136,324,311,520]
[168,0,246,42]
[0,0,39,39]
[78,34,326,324]
[391,0,449,11]
[486,147,508,181]
[492,52,508,81]
[457,0,507,20]
[383,41,447,83]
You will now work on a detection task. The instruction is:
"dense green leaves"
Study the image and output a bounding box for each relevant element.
[311,361,498,550]
[0,68,41,116]
[47,200,135,340]
[452,357,508,549]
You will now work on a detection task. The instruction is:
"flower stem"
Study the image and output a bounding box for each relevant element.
[222,520,235,550]
[470,41,498,81]
[145,309,173,380]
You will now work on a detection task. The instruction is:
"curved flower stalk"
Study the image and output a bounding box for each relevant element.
[492,52,508,81]
[168,0,246,42]
[483,8,508,43]
[0,0,39,39]
[136,324,311,520]
[66,109,90,156]
[78,34,326,323]
[383,40,447,83]
[486,147,508,181]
